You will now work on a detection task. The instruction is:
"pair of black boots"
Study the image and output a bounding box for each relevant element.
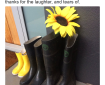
[20,31,78,85]
[20,36,46,85]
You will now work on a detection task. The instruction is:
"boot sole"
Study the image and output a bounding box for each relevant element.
[18,75,24,78]
[12,72,18,75]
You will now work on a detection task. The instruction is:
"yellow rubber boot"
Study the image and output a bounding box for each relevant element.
[18,53,30,78]
[12,52,24,75]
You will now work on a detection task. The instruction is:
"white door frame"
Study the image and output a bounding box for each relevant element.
[5,6,28,52]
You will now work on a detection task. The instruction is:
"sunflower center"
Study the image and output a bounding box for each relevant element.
[56,16,68,26]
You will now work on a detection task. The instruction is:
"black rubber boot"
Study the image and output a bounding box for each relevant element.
[29,38,46,85]
[59,34,78,85]
[20,36,42,85]
[41,32,65,85]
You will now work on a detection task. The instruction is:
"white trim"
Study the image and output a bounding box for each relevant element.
[11,6,28,47]
[5,43,23,53]
[17,7,28,42]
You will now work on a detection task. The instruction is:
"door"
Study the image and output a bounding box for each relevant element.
[5,6,21,45]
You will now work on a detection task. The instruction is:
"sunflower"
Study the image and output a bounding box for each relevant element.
[45,6,80,38]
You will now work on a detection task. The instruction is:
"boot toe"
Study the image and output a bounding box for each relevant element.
[20,73,33,85]
[12,72,18,75]
[12,66,22,75]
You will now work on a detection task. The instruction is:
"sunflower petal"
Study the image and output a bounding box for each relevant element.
[66,7,76,19]
[48,14,51,17]
[61,6,70,17]
[47,14,51,18]
[67,24,76,34]
[70,22,80,27]
[54,27,60,34]
[62,32,67,38]
[51,7,56,14]
[59,26,66,37]
[66,25,74,37]
[47,14,57,19]
[45,18,56,24]
[52,22,61,30]
[55,6,61,15]
[73,16,80,20]
[46,9,54,16]
[46,22,54,28]
[68,14,78,21]
[71,26,76,34]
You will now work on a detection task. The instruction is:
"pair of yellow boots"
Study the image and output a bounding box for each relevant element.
[12,49,30,78]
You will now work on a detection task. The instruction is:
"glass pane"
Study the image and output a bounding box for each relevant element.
[22,6,47,39]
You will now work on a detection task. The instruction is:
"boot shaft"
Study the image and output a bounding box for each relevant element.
[24,36,42,67]
[15,52,23,62]
[43,50,61,75]
[64,34,78,63]
[34,38,45,70]
[62,34,78,81]
[42,32,65,75]
[42,32,62,55]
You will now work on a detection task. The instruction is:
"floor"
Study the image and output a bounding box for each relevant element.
[6,63,87,85]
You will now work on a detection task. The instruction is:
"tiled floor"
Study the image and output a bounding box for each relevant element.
[6,63,87,85]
